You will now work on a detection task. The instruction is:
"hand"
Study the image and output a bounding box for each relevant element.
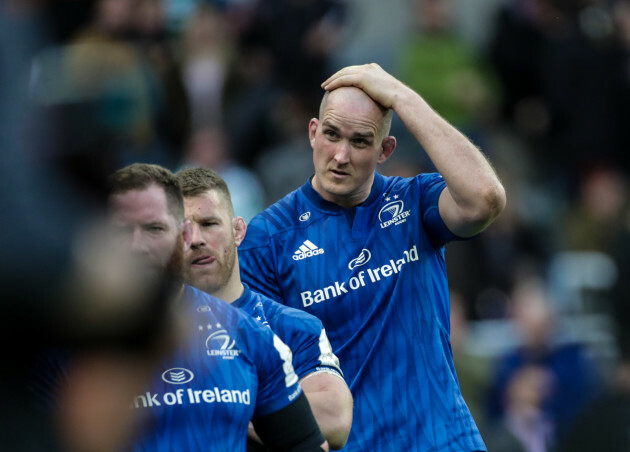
[321,63,404,109]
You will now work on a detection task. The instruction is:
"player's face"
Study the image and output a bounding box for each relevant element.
[310,88,391,207]
[182,190,241,296]
[108,184,183,277]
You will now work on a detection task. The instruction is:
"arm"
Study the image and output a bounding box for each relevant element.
[248,371,352,450]
[252,392,329,452]
[322,63,506,238]
[300,372,353,450]
[248,320,329,451]
[248,300,352,449]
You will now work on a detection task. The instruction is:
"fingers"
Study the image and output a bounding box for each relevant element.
[321,63,383,91]
[321,66,361,91]
[321,63,401,109]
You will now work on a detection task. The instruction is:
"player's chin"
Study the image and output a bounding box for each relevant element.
[325,180,355,197]
[190,272,220,290]
[183,268,204,285]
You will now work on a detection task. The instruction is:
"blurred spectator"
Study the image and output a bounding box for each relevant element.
[128,0,192,164]
[487,0,630,190]
[181,125,265,222]
[614,0,630,49]
[248,0,346,107]
[396,0,499,141]
[223,0,347,168]
[445,144,554,320]
[222,28,279,168]
[558,164,628,254]
[610,183,630,365]
[557,314,630,451]
[486,278,602,444]
[253,90,315,205]
[486,0,550,138]
[378,153,426,179]
[180,4,234,128]
[38,0,190,171]
[555,152,630,449]
[330,0,412,72]
[485,365,553,452]
[450,290,492,432]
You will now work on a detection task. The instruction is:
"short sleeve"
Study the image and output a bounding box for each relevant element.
[416,173,458,246]
[240,315,303,417]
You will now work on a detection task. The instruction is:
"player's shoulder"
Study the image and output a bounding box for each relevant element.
[184,285,274,339]
[416,172,445,188]
[242,185,315,249]
[379,171,443,192]
[249,288,324,331]
[377,172,446,214]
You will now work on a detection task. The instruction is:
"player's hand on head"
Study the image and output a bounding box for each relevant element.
[321,63,402,109]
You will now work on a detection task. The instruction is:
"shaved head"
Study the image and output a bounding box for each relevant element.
[319,87,393,140]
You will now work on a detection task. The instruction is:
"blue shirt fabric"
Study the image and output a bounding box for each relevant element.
[131,285,303,451]
[238,173,486,451]
[232,283,343,380]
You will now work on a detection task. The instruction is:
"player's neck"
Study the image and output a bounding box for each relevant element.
[211,279,244,304]
[311,174,374,208]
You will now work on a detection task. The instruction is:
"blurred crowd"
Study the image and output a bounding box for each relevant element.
[2,0,630,450]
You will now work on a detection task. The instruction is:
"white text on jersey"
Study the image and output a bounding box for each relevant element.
[300,245,419,306]
[292,239,325,260]
[133,387,251,408]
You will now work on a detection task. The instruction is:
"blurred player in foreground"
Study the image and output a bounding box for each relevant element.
[107,163,329,451]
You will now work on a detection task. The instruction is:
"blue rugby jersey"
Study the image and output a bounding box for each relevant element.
[131,285,302,452]
[232,283,343,380]
[239,173,486,451]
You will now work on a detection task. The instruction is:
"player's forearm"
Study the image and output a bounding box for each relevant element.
[302,385,353,450]
[253,392,329,451]
[393,83,506,235]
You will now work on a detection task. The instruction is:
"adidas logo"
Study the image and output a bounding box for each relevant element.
[292,240,324,261]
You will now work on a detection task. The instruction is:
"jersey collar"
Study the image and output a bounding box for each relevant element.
[231,283,252,309]
[303,173,385,212]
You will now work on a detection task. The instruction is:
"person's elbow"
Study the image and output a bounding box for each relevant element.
[300,372,354,449]
[464,179,506,231]
[444,180,506,238]
[477,180,506,225]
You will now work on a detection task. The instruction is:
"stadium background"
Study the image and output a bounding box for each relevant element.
[2,0,629,450]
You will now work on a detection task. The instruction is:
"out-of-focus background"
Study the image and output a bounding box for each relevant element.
[2,0,630,450]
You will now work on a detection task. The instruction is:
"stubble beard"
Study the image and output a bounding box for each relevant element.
[194,243,236,296]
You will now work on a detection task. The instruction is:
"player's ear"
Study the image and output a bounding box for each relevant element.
[377,136,396,165]
[308,118,319,149]
[233,217,247,247]
[182,220,193,251]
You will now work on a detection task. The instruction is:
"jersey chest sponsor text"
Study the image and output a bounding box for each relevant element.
[298,245,418,307]
[132,387,251,409]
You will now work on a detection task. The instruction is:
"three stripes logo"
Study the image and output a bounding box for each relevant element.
[293,239,324,261]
